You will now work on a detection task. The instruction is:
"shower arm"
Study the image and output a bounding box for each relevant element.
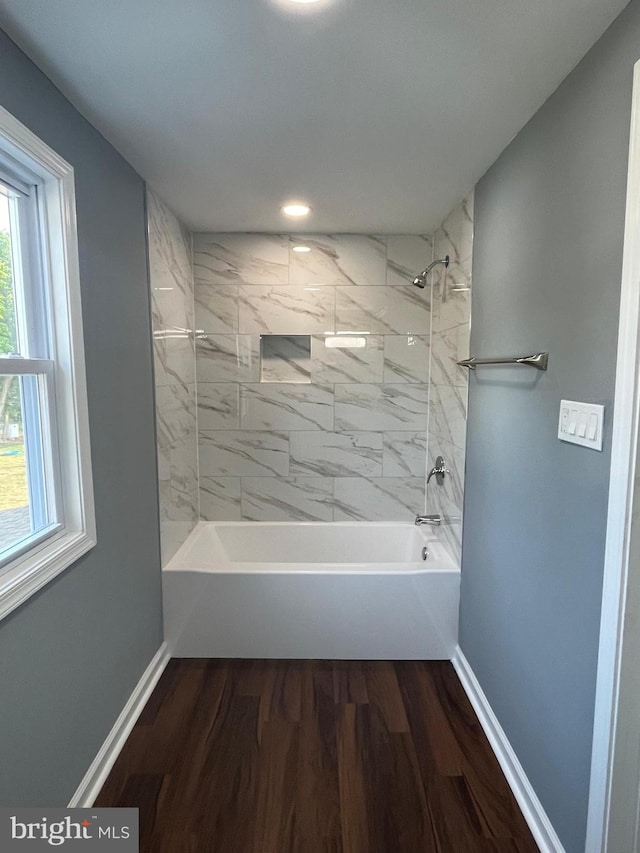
[412,255,450,288]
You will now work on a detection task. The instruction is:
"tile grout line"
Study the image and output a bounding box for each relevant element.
[190,230,202,525]
[423,228,437,516]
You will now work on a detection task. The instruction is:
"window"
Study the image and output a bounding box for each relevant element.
[0,106,95,620]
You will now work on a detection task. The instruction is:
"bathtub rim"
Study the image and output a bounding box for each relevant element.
[164,520,459,576]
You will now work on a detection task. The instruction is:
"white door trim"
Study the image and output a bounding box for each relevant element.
[586,59,640,853]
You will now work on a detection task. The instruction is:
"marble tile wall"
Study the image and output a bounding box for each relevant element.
[147,188,198,564]
[193,233,434,522]
[427,192,473,562]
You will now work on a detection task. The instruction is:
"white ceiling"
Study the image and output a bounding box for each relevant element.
[0,0,629,233]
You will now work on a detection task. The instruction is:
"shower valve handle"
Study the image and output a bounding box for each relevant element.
[427,456,449,486]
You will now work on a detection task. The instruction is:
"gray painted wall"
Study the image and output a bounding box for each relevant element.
[460,3,640,851]
[0,30,163,805]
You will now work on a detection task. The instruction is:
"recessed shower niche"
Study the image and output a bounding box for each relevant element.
[260,335,311,383]
[259,334,372,383]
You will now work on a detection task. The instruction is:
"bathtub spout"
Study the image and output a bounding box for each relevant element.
[415,514,441,526]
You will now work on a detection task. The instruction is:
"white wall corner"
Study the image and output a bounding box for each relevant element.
[68,642,170,808]
[452,646,566,853]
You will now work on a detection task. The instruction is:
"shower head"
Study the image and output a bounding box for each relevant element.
[412,255,450,288]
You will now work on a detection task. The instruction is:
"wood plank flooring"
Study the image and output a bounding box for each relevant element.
[96,660,539,852]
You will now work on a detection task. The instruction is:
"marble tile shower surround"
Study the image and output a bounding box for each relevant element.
[427,193,473,562]
[147,188,198,564]
[193,231,448,523]
[146,191,470,533]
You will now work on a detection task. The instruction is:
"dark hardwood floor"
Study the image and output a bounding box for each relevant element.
[96,659,539,852]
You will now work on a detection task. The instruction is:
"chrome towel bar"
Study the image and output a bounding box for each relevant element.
[457,352,549,371]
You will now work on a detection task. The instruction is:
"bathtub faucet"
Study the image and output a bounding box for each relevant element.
[415,514,441,526]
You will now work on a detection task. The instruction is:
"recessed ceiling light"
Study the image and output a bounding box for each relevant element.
[273,0,333,11]
[282,202,311,217]
[292,245,311,253]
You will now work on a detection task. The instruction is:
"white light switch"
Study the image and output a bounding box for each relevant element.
[558,400,604,451]
[577,413,587,438]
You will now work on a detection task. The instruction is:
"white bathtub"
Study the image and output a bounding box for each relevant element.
[163,521,460,659]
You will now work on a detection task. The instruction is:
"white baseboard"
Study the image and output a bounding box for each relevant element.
[452,646,566,853]
[68,642,170,807]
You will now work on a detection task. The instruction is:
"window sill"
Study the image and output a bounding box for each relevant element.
[0,529,96,621]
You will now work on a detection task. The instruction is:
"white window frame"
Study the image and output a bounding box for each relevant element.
[0,104,96,621]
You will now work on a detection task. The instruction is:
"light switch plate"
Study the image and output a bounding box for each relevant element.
[558,400,604,451]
